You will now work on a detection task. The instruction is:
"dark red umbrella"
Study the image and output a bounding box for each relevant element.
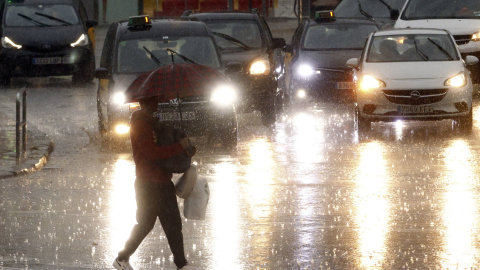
[124,62,227,103]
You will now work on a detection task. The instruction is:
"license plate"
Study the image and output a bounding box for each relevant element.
[337,82,354,89]
[398,105,433,114]
[33,57,62,65]
[157,111,195,121]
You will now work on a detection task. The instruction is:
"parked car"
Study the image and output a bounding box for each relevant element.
[95,16,239,147]
[394,0,480,83]
[346,28,478,132]
[0,0,98,85]
[185,10,286,126]
[285,11,378,104]
[334,0,406,26]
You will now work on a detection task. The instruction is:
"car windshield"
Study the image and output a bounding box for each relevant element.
[401,0,480,19]
[303,23,377,50]
[5,4,79,27]
[334,0,406,18]
[366,34,460,62]
[203,20,263,51]
[117,36,221,73]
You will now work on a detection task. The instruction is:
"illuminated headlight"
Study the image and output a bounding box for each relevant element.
[297,89,307,99]
[115,124,130,134]
[297,64,315,78]
[113,92,126,105]
[250,59,270,75]
[129,102,140,112]
[1,37,22,49]
[210,84,237,106]
[472,31,480,41]
[71,34,89,47]
[445,72,466,87]
[359,75,386,92]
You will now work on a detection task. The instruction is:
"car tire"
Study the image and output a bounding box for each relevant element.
[457,109,473,132]
[355,105,371,132]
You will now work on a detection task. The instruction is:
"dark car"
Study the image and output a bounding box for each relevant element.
[0,0,98,85]
[334,0,406,26]
[285,12,378,103]
[185,10,286,126]
[95,16,238,147]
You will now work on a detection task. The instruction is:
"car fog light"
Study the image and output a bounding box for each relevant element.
[115,124,130,134]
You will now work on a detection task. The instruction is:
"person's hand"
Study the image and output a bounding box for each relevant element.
[179,137,190,149]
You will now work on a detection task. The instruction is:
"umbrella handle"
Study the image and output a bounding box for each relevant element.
[177,92,184,131]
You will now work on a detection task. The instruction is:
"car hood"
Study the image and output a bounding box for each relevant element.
[220,49,267,65]
[363,61,465,80]
[113,73,145,98]
[296,50,363,70]
[395,19,480,35]
[4,25,85,46]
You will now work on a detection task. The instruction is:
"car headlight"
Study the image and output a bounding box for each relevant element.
[472,31,480,41]
[210,84,237,106]
[250,59,270,75]
[445,72,466,87]
[297,64,316,78]
[71,34,89,47]
[1,36,22,49]
[359,75,386,92]
[112,92,126,105]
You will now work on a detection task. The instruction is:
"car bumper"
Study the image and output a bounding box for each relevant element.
[290,73,354,100]
[0,46,92,77]
[228,73,277,109]
[357,84,473,122]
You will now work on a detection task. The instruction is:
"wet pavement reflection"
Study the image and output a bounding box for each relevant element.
[3,91,480,268]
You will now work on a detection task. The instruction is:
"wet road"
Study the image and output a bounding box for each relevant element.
[2,79,480,269]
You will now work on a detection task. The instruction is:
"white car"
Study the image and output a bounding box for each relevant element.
[346,28,478,132]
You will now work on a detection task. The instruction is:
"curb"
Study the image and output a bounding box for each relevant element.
[13,140,55,177]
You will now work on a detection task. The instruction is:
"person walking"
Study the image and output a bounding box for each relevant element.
[113,96,196,270]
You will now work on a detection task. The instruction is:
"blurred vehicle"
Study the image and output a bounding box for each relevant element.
[333,0,405,26]
[185,10,286,126]
[346,28,478,132]
[285,11,378,103]
[394,0,480,83]
[0,0,98,85]
[95,16,239,147]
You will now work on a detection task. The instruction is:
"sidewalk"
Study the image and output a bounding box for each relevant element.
[0,111,54,179]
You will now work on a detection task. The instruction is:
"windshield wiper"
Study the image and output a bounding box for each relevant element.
[427,38,453,60]
[166,48,197,64]
[211,31,252,50]
[356,0,380,28]
[35,12,72,26]
[17,13,49,27]
[413,38,429,61]
[142,46,166,66]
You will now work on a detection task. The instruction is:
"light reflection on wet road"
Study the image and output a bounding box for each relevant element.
[2,83,480,269]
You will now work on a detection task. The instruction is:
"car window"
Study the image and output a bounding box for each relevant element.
[203,20,263,50]
[367,34,460,62]
[117,36,221,73]
[5,4,79,26]
[335,0,406,18]
[401,0,480,19]
[303,23,377,50]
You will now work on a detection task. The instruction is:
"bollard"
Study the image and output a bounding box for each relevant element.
[16,89,27,164]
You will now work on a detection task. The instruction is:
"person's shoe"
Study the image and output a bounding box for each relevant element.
[177,264,198,270]
[113,258,134,270]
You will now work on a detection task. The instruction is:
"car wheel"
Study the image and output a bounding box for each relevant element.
[355,105,371,132]
[457,109,473,132]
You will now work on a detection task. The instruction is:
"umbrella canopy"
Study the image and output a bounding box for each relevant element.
[125,62,227,103]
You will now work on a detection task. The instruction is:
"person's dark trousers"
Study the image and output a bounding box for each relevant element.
[118,180,187,268]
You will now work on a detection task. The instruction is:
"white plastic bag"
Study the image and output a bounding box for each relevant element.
[175,164,197,199]
[184,177,210,220]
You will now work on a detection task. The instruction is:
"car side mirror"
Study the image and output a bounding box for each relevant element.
[346,58,359,69]
[390,9,400,20]
[95,67,110,79]
[225,62,243,74]
[283,44,293,54]
[466,55,479,66]
[86,19,98,29]
[272,37,286,49]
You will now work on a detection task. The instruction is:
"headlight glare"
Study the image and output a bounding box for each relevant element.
[298,64,315,77]
[115,124,130,135]
[360,75,386,91]
[113,92,126,105]
[472,31,480,41]
[2,37,22,49]
[71,34,88,47]
[250,59,270,75]
[445,72,466,87]
[211,84,237,106]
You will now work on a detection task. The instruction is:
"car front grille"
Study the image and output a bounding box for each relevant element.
[453,35,472,45]
[317,68,352,81]
[382,89,448,105]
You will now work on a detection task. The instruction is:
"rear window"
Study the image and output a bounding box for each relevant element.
[5,4,79,27]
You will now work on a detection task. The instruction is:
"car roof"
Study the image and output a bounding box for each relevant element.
[188,12,258,21]
[6,0,79,5]
[116,19,212,40]
[373,28,450,36]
